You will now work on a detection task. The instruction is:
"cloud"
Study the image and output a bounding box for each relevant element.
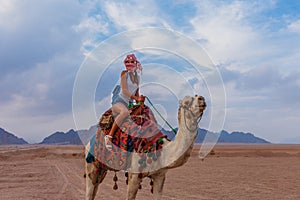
[73,0,170,54]
[1,0,300,144]
[0,0,84,77]
[190,1,263,63]
[288,19,300,33]
[187,1,300,137]
[0,0,90,142]
[219,64,300,105]
[188,1,300,74]
[103,0,162,30]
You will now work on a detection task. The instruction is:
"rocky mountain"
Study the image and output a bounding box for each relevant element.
[0,128,28,145]
[218,130,270,143]
[162,128,270,144]
[41,126,270,145]
[0,125,270,145]
[39,129,83,145]
[77,125,98,145]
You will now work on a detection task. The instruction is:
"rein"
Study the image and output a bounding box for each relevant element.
[145,96,177,135]
[145,96,203,135]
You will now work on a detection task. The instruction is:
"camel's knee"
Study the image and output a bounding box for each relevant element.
[85,162,107,200]
[86,162,107,185]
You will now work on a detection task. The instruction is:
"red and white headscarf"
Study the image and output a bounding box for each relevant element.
[124,54,143,72]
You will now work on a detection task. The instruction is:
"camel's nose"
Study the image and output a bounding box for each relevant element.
[195,95,204,101]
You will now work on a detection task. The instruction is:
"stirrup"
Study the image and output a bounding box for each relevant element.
[104,135,113,150]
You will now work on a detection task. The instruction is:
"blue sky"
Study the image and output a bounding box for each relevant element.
[0,0,300,143]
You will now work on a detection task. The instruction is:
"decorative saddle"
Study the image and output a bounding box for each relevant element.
[90,103,168,172]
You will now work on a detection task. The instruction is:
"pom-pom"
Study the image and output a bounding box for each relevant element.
[113,175,118,182]
[138,159,144,165]
[147,158,152,164]
[113,183,118,190]
[150,179,154,186]
[158,138,164,145]
[152,154,158,161]
[138,173,143,179]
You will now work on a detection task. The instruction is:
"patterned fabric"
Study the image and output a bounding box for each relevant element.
[92,104,167,171]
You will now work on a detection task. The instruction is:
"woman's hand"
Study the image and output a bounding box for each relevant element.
[138,95,145,103]
[136,95,145,105]
[131,95,145,104]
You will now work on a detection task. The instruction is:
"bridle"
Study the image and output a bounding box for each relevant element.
[179,97,204,133]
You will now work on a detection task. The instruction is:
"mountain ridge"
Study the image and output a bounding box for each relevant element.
[0,126,270,145]
[0,128,28,145]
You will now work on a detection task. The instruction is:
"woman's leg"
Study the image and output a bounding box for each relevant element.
[105,103,129,149]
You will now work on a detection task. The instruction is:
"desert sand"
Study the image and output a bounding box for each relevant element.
[0,144,299,200]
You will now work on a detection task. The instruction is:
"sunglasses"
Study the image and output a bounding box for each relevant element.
[125,61,135,64]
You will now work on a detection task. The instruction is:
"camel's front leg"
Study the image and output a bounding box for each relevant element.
[85,160,108,200]
[126,173,142,200]
[151,171,167,200]
[85,142,107,200]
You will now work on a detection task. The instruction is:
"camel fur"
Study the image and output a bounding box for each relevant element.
[85,95,206,200]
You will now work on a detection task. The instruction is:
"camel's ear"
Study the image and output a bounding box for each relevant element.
[179,100,183,106]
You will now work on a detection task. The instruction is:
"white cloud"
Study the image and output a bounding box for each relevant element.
[190,1,268,66]
[0,0,19,31]
[104,0,162,30]
[1,0,300,144]
[288,19,300,33]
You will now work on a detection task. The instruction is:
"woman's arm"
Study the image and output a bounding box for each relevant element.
[134,75,141,102]
[120,71,139,101]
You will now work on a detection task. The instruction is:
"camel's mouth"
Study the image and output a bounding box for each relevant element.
[195,105,206,110]
[179,95,206,117]
[193,95,206,111]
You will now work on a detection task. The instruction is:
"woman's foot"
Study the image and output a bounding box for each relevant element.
[104,135,113,150]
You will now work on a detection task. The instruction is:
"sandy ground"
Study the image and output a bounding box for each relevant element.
[0,144,299,200]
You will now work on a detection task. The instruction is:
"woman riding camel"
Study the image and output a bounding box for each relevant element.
[104,54,143,150]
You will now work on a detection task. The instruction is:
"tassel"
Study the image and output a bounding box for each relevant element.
[125,172,128,185]
[150,179,154,193]
[113,172,118,190]
[113,174,118,182]
[113,182,118,190]
[138,173,143,179]
[150,179,154,186]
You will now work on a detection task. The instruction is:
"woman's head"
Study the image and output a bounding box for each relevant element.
[124,54,142,72]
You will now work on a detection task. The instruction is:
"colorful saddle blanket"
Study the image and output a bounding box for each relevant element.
[91,104,168,171]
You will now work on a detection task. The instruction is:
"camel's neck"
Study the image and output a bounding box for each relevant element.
[163,107,199,169]
[129,105,202,174]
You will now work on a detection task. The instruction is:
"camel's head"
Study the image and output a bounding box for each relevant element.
[179,95,206,123]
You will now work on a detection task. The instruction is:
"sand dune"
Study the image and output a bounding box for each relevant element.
[0,144,299,200]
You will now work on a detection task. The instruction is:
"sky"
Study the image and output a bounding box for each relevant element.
[0,0,300,144]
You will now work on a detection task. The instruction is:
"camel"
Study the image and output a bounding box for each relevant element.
[85,95,206,200]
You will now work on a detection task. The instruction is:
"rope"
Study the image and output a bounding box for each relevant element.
[145,96,177,135]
